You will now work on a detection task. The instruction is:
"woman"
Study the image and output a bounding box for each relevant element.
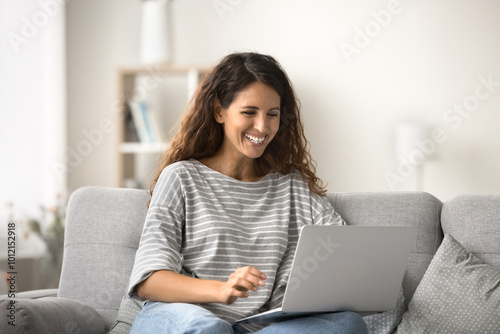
[128,52,367,334]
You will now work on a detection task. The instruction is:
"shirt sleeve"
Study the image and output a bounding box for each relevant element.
[127,165,186,298]
[310,192,346,226]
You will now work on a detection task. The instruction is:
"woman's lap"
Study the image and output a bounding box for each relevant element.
[130,301,233,334]
[254,311,367,334]
[130,301,367,334]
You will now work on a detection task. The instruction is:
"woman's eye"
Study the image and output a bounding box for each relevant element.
[268,113,280,117]
[242,111,255,116]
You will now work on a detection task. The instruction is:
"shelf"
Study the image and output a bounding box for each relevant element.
[119,142,168,154]
[115,65,209,188]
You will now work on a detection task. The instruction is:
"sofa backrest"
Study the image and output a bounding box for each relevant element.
[441,194,500,269]
[59,187,443,328]
[58,186,150,329]
[327,191,443,307]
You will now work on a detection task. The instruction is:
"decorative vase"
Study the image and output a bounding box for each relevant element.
[140,0,170,64]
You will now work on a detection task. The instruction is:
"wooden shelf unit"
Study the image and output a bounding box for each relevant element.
[116,65,209,188]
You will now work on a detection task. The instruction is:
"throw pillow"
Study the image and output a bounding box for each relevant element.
[107,295,144,334]
[0,297,105,334]
[363,287,405,334]
[395,234,500,334]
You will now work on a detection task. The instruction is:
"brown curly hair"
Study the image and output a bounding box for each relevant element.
[150,52,327,196]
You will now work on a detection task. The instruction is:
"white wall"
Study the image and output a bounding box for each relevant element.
[66,0,500,202]
[66,0,142,192]
[0,0,66,220]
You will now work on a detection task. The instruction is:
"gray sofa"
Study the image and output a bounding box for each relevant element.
[1,186,499,333]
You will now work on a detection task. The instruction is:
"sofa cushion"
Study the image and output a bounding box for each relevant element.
[441,194,500,268]
[0,297,105,334]
[394,234,500,333]
[328,192,442,307]
[58,186,150,330]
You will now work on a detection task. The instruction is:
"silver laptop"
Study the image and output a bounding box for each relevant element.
[235,225,416,324]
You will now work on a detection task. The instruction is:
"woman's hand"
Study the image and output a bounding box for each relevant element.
[136,267,266,305]
[219,266,267,305]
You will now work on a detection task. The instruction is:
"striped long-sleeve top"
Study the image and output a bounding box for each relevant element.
[127,159,344,326]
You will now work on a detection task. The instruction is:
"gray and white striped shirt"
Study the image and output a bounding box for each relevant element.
[128,159,344,326]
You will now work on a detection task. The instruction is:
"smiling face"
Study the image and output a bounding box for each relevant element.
[215,81,281,162]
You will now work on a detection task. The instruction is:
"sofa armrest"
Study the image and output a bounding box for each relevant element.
[0,297,106,334]
[0,288,58,300]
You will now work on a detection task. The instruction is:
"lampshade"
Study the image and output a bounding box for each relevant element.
[394,123,430,165]
[140,0,170,64]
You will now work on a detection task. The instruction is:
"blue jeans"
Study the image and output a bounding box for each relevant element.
[130,301,368,334]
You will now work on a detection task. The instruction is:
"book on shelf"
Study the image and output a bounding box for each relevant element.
[127,100,162,143]
[124,106,139,142]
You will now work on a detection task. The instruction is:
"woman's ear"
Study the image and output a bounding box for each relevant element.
[214,100,224,124]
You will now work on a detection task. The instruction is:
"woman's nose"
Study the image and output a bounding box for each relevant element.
[254,114,267,132]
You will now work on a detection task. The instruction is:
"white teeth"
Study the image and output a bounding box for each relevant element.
[245,134,265,144]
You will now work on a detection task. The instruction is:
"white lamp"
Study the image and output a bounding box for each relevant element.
[140,0,171,64]
[394,123,430,191]
[395,124,429,165]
